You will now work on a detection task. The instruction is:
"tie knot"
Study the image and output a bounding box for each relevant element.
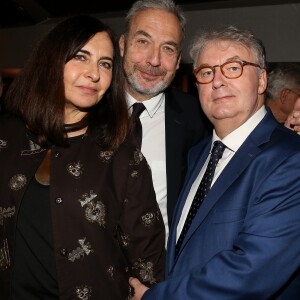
[211,140,226,159]
[131,103,146,119]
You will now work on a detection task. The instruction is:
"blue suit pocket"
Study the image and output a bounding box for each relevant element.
[212,207,247,224]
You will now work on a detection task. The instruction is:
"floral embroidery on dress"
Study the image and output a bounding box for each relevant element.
[21,139,45,155]
[98,150,114,163]
[8,174,27,191]
[156,208,162,221]
[85,201,105,227]
[68,237,93,262]
[126,286,134,300]
[132,258,156,284]
[67,161,83,178]
[78,191,106,227]
[131,170,138,178]
[129,150,143,166]
[119,232,130,248]
[0,239,10,271]
[129,149,145,177]
[0,206,15,226]
[78,191,97,207]
[107,265,114,279]
[141,212,155,227]
[0,139,7,151]
[75,285,92,300]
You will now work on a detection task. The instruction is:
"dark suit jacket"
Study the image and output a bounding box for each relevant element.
[144,109,300,299]
[164,88,210,226]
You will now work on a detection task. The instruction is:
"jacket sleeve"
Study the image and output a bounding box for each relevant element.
[117,149,165,287]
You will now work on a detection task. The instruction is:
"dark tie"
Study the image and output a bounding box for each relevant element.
[175,140,226,256]
[130,102,146,150]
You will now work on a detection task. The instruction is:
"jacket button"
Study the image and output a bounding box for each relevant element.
[60,248,68,256]
[54,151,60,158]
[55,197,62,204]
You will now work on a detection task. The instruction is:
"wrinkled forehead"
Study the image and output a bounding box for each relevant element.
[129,9,183,43]
[197,40,254,65]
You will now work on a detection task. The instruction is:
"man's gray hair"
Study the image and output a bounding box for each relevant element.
[189,25,266,69]
[266,63,300,100]
[124,0,186,47]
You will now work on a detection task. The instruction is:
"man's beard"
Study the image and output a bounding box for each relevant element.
[125,64,174,97]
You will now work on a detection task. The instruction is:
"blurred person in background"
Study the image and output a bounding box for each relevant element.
[265,62,300,124]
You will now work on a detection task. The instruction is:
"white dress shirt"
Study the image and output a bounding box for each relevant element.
[177,106,267,240]
[127,93,169,245]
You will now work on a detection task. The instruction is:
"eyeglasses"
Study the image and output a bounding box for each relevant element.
[288,89,300,98]
[193,60,262,84]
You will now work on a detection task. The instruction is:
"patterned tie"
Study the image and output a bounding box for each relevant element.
[175,141,226,256]
[130,103,146,150]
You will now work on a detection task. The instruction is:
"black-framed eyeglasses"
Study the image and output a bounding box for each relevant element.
[193,60,262,84]
[288,89,300,98]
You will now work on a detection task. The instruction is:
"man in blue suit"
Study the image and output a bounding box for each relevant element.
[130,25,300,299]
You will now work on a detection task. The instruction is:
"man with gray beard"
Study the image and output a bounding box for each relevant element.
[119,0,209,244]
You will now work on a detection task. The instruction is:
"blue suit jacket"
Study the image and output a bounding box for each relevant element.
[144,109,300,299]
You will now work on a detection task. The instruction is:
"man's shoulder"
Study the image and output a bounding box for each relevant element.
[164,88,212,133]
[165,88,198,104]
[272,125,300,153]
[164,88,201,115]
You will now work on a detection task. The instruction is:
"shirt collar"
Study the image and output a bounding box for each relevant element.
[126,92,165,118]
[212,105,267,152]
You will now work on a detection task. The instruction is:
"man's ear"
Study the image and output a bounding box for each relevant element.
[119,35,125,57]
[279,88,289,104]
[176,53,181,70]
[258,69,267,95]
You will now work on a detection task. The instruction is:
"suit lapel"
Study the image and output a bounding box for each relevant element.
[165,91,186,220]
[181,138,263,248]
[166,140,211,270]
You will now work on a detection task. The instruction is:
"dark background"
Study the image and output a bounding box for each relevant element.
[1,0,300,97]
[1,0,299,29]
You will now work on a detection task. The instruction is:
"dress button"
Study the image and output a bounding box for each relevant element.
[54,151,60,158]
[60,248,68,256]
[55,197,63,204]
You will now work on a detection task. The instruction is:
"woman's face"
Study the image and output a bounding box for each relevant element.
[63,31,114,123]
